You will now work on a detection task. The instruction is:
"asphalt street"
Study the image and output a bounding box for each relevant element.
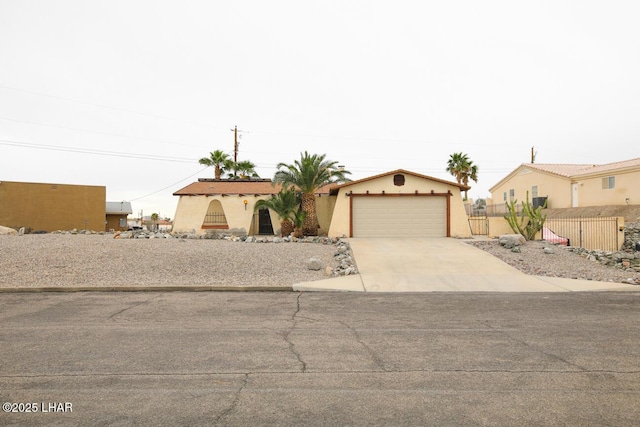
[1,291,639,426]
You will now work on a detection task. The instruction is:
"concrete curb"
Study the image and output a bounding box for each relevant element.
[0,286,294,293]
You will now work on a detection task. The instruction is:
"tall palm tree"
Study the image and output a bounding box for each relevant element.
[446,152,478,200]
[254,188,300,237]
[274,151,351,236]
[198,150,231,180]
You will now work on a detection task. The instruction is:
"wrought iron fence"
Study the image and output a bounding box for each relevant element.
[483,203,522,217]
[203,212,228,225]
[544,217,620,251]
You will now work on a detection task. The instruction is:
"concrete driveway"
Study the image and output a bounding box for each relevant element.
[294,238,638,292]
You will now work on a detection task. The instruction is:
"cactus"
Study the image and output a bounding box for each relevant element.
[504,191,547,240]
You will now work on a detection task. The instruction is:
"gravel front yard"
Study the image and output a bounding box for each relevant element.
[0,234,341,288]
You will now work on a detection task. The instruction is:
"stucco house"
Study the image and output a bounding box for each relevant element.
[172,179,336,235]
[172,170,471,238]
[327,170,471,238]
[487,158,640,214]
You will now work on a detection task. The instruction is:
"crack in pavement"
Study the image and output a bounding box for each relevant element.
[213,373,248,425]
[107,293,164,321]
[483,321,589,372]
[280,292,307,373]
[339,320,391,372]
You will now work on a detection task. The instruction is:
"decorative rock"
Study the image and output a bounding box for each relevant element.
[325,266,334,276]
[18,227,25,236]
[307,256,323,271]
[499,234,526,247]
[0,225,18,235]
[511,246,521,253]
[543,247,555,254]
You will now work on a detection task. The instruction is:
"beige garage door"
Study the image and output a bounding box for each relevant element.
[352,196,447,238]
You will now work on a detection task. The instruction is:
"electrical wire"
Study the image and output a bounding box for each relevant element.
[0,139,197,163]
[129,167,209,201]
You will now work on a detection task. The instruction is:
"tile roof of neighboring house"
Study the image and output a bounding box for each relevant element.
[490,158,640,192]
[522,163,596,177]
[173,179,335,196]
[572,157,640,177]
[519,157,640,178]
[106,201,132,214]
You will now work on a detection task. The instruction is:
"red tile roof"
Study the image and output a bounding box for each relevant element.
[173,179,335,196]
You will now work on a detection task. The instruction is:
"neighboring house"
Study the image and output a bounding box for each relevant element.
[172,171,471,238]
[0,180,106,232]
[105,201,133,231]
[488,158,640,214]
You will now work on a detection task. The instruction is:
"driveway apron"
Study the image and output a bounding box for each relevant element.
[294,238,638,292]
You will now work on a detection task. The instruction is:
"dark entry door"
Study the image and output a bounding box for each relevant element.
[258,209,274,235]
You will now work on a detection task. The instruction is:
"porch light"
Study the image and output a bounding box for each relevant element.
[243,199,248,210]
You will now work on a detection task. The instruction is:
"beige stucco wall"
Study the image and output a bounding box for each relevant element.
[576,169,640,207]
[487,217,517,238]
[173,194,278,235]
[316,195,337,235]
[489,168,572,209]
[327,173,471,238]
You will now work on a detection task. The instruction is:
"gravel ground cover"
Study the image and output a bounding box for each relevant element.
[0,234,341,288]
[466,239,640,284]
[2,234,639,289]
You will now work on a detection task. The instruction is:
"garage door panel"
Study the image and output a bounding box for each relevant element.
[352,196,446,238]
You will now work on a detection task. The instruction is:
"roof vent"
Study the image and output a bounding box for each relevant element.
[393,174,405,186]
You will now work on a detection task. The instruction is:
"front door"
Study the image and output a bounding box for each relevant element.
[258,208,274,235]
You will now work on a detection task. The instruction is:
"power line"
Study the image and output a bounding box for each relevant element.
[0,139,197,163]
[0,116,208,149]
[129,167,209,202]
[0,84,229,131]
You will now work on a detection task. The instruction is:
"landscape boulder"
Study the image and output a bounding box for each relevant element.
[307,256,324,271]
[0,225,18,235]
[499,234,526,248]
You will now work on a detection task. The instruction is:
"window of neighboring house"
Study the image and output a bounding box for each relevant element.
[509,189,515,200]
[503,192,507,201]
[532,186,538,198]
[602,176,615,190]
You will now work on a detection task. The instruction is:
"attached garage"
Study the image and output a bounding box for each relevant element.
[327,169,471,239]
[352,195,447,237]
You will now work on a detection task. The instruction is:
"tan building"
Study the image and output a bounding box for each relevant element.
[106,201,133,231]
[173,170,471,238]
[487,158,640,214]
[0,181,106,232]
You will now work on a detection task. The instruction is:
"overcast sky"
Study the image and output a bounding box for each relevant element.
[1,1,639,218]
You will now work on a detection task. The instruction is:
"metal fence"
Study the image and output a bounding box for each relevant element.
[203,212,228,225]
[544,217,621,251]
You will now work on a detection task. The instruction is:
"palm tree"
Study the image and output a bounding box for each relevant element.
[198,150,231,180]
[233,160,259,180]
[446,152,478,200]
[254,188,299,237]
[274,151,351,236]
[150,213,159,232]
